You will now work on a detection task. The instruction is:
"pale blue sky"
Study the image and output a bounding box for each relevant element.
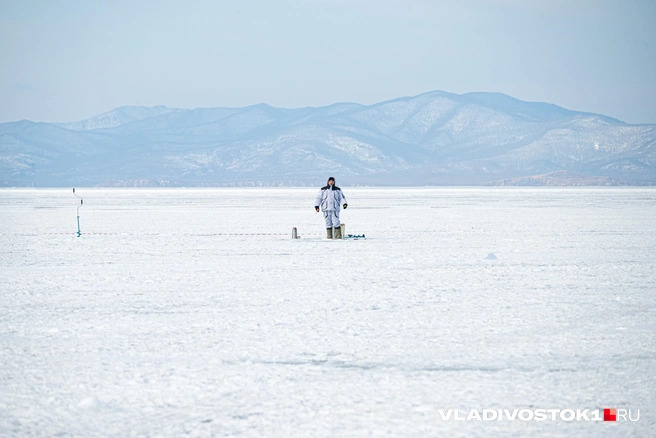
[1,0,654,123]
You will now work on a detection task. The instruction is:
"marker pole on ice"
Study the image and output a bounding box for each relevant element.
[73,188,83,237]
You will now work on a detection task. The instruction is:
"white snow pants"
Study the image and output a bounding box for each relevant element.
[323,209,340,228]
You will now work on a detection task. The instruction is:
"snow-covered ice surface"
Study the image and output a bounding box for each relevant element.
[1,187,654,437]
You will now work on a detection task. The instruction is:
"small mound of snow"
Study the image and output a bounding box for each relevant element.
[77,396,101,409]
[484,253,497,260]
[76,396,112,411]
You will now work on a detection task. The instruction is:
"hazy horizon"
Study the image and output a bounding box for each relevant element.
[1,0,655,124]
[6,89,651,126]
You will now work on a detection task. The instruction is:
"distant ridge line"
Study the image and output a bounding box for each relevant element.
[1,91,654,186]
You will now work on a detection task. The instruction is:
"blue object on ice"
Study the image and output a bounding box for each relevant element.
[73,188,83,237]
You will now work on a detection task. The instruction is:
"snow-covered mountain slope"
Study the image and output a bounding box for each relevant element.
[55,105,181,131]
[1,92,654,186]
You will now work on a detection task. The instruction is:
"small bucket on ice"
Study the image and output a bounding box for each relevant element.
[292,227,299,239]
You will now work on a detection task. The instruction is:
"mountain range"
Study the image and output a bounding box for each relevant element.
[1,91,654,187]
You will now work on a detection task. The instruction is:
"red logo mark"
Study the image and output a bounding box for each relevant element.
[604,408,617,422]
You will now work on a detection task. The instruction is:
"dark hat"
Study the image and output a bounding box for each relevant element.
[328,176,335,183]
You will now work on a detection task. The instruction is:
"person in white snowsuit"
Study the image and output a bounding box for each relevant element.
[315,177,348,239]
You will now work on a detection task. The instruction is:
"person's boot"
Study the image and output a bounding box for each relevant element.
[334,226,342,239]
[326,228,333,239]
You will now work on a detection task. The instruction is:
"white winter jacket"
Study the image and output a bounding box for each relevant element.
[315,184,347,211]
